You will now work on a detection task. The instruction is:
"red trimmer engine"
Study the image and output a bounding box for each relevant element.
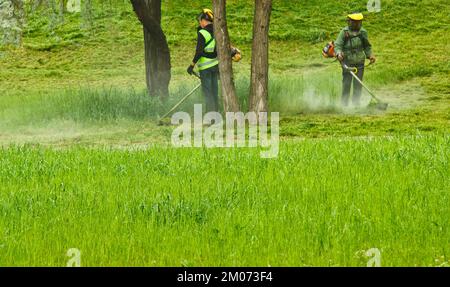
[322,41,336,58]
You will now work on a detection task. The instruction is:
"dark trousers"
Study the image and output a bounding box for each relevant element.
[199,65,219,112]
[342,63,365,107]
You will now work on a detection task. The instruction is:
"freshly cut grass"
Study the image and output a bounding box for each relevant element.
[0,135,448,266]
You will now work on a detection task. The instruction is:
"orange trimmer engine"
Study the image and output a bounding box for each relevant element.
[322,41,336,58]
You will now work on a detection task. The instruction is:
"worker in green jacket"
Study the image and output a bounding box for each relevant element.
[187,8,220,112]
[335,12,376,107]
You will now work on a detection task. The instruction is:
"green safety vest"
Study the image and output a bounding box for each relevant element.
[198,29,219,71]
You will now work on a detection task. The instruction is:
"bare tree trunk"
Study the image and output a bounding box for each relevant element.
[249,0,272,113]
[1,0,25,46]
[130,0,171,98]
[58,0,65,23]
[212,0,239,112]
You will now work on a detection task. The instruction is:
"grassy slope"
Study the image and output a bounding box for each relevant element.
[0,0,449,145]
[2,0,449,90]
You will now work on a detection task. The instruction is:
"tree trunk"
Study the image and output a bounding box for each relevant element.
[249,0,272,113]
[130,0,171,98]
[1,0,25,46]
[59,0,65,23]
[212,0,240,112]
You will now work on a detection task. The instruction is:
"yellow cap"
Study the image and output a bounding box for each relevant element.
[348,13,364,21]
[202,8,214,21]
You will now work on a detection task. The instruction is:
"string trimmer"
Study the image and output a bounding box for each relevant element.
[340,61,389,110]
[158,72,202,125]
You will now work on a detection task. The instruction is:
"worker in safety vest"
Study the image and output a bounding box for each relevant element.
[187,9,219,112]
[335,12,376,107]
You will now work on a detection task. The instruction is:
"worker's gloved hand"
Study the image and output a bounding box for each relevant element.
[337,52,345,61]
[369,56,376,64]
[187,64,195,75]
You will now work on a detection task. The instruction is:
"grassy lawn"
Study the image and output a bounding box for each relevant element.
[0,136,448,266]
[0,0,449,266]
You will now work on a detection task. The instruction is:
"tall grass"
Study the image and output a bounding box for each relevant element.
[0,72,346,129]
[0,135,448,266]
[0,85,199,127]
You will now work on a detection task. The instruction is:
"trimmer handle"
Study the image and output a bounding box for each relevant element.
[338,58,373,73]
[338,60,358,74]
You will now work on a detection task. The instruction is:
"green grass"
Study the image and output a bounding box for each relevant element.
[0,0,449,267]
[1,0,448,96]
[0,135,448,266]
[0,75,447,147]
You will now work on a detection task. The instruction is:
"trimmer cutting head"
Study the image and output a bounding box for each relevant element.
[157,114,172,126]
[340,62,389,111]
[368,101,389,111]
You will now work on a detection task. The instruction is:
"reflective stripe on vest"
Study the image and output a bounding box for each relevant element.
[198,29,218,71]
